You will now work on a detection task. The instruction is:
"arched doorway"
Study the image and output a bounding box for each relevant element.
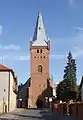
[36,99,44,108]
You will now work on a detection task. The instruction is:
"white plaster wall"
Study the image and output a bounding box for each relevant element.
[81,84,83,101]
[0,72,9,113]
[53,88,56,97]
[9,72,17,112]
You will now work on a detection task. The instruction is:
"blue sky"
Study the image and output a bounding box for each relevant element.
[0,0,83,85]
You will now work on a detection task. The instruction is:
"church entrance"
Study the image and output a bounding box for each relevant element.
[36,99,44,108]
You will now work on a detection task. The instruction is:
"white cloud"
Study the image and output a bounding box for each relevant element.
[74,26,83,32]
[50,26,83,60]
[4,44,20,51]
[15,55,30,61]
[69,0,75,5]
[72,47,83,58]
[0,55,30,61]
[0,44,2,49]
[50,47,83,60]
[69,0,77,8]
[69,26,83,59]
[69,0,82,8]
[50,54,65,60]
[74,28,83,45]
[0,25,3,35]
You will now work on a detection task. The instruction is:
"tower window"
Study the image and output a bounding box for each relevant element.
[39,27,41,30]
[43,84,45,87]
[34,56,36,58]
[41,56,42,58]
[40,49,42,53]
[44,56,45,58]
[38,65,42,73]
[37,49,39,53]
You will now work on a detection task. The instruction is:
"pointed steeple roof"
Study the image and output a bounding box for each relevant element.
[32,11,47,46]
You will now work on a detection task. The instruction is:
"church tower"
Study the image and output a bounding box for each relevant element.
[28,11,50,108]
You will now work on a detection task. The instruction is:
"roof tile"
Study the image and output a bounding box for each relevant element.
[0,64,10,70]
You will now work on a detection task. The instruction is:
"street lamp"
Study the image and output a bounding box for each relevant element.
[19,98,22,108]
[49,97,52,108]
[19,98,22,101]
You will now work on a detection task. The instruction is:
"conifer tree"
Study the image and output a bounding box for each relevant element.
[56,52,77,101]
[63,52,77,100]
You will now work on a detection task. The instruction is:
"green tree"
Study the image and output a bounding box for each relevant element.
[56,80,66,101]
[64,52,77,100]
[56,52,77,101]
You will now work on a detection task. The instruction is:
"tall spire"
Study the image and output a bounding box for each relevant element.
[32,11,47,46]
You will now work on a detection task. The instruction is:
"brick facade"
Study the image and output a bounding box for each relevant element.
[28,41,50,108]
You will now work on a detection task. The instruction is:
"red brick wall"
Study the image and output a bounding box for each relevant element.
[28,41,50,108]
[69,103,78,118]
[54,102,83,120]
[78,103,83,120]
[54,103,67,115]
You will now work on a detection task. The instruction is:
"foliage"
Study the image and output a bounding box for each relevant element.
[56,52,77,101]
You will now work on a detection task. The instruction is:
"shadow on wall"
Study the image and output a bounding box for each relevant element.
[36,86,53,108]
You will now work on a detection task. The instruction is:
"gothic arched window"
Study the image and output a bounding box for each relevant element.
[38,65,42,73]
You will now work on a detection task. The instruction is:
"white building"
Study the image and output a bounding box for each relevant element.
[0,64,18,113]
[80,76,83,101]
[49,79,57,98]
[82,85,83,101]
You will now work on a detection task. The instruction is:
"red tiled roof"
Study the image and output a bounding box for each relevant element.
[0,64,11,70]
[0,64,17,82]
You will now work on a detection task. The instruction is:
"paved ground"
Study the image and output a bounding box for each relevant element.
[0,108,77,120]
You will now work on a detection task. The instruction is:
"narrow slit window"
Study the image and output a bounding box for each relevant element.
[37,49,39,53]
[40,49,42,53]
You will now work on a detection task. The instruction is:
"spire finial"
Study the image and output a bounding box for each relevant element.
[38,9,42,18]
[38,8,42,14]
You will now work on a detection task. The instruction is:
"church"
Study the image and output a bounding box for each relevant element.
[17,11,56,108]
